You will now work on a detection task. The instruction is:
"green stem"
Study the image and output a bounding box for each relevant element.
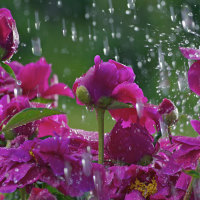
[153,130,161,146]
[20,188,27,200]
[184,159,200,200]
[168,127,172,144]
[96,108,105,164]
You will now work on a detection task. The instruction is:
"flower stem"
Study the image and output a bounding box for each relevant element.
[20,188,27,200]
[168,127,172,144]
[96,108,105,164]
[153,130,161,146]
[184,159,200,200]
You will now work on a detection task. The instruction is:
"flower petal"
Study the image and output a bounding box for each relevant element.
[180,47,200,60]
[42,83,74,98]
[190,119,200,135]
[188,61,200,96]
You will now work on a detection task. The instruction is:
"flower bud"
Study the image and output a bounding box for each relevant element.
[76,85,91,105]
[159,98,178,126]
[0,8,19,61]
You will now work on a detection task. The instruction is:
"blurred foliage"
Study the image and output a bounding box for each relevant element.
[0,0,200,135]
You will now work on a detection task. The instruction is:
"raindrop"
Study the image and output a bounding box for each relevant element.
[27,19,31,33]
[64,162,72,180]
[57,0,62,8]
[181,5,195,31]
[16,80,22,86]
[136,102,144,118]
[103,37,110,56]
[108,0,114,14]
[71,22,77,42]
[159,119,168,138]
[81,152,92,177]
[127,0,135,9]
[15,168,19,172]
[34,11,40,30]
[31,37,42,56]
[62,18,67,37]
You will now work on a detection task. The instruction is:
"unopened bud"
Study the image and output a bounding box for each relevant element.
[163,107,178,126]
[159,98,178,127]
[76,86,91,105]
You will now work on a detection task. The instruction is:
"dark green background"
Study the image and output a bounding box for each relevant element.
[1,0,200,136]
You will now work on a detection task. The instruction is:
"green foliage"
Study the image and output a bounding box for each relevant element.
[1,108,65,132]
[0,61,16,80]
[184,170,200,178]
[31,97,54,104]
[46,185,76,200]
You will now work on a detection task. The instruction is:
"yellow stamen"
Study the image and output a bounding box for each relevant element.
[129,177,157,198]
[29,149,37,162]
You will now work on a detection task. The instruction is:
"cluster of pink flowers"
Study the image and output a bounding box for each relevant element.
[0,7,199,200]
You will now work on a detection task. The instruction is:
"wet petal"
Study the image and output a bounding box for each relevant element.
[190,119,200,135]
[188,61,200,96]
[112,82,147,104]
[180,47,200,60]
[42,83,74,98]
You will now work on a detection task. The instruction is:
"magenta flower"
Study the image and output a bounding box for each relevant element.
[0,137,95,197]
[180,47,200,96]
[162,136,200,174]
[0,95,37,138]
[28,188,57,200]
[105,120,156,164]
[180,47,200,134]
[73,55,136,107]
[104,163,183,200]
[0,8,19,61]
[190,119,200,135]
[15,58,74,100]
[37,114,70,138]
[109,103,159,134]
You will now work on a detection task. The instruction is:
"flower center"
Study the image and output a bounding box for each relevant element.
[129,177,157,198]
[29,149,37,162]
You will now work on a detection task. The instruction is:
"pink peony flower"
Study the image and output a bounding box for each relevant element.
[0,137,95,197]
[105,120,156,165]
[16,58,74,100]
[73,55,137,107]
[0,8,19,61]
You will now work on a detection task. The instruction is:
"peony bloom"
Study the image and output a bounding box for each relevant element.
[0,8,19,61]
[37,114,70,138]
[16,58,74,100]
[162,136,200,174]
[104,163,184,200]
[109,103,159,134]
[73,55,137,107]
[0,137,95,197]
[28,188,57,200]
[105,120,156,165]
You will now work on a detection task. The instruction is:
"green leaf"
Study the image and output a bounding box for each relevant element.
[0,61,16,80]
[1,108,65,132]
[107,101,132,110]
[46,185,76,200]
[31,97,54,104]
[184,170,200,178]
